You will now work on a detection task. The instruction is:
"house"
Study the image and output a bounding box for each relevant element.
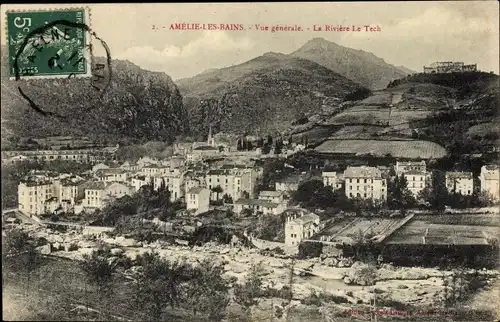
[56,177,84,205]
[184,178,201,195]
[186,187,210,215]
[479,165,499,200]
[322,172,343,190]
[120,161,140,172]
[446,172,473,195]
[137,156,159,168]
[285,212,320,247]
[169,155,186,169]
[275,174,304,193]
[322,172,337,188]
[92,162,110,173]
[205,169,253,201]
[344,166,387,201]
[140,164,172,177]
[234,198,285,216]
[2,155,31,165]
[83,181,134,211]
[96,168,129,183]
[152,171,185,201]
[131,175,149,192]
[258,191,284,203]
[395,161,426,175]
[83,182,107,209]
[401,170,431,197]
[18,179,54,215]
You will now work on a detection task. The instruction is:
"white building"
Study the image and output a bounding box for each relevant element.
[395,161,427,176]
[96,168,129,183]
[322,172,343,190]
[234,198,286,216]
[275,174,303,193]
[184,179,201,195]
[83,182,134,210]
[285,212,320,247]
[186,187,210,215]
[206,169,253,201]
[446,172,474,195]
[344,166,387,201]
[258,191,284,203]
[401,170,431,197]
[479,165,499,200]
[152,171,185,201]
[18,179,54,216]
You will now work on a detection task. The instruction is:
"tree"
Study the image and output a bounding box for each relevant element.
[274,139,283,155]
[297,241,323,259]
[292,180,335,210]
[212,185,224,200]
[267,135,273,146]
[261,143,271,155]
[223,193,233,204]
[181,259,230,320]
[418,170,449,211]
[80,246,117,303]
[234,262,265,320]
[387,174,416,210]
[3,229,42,296]
[134,252,187,321]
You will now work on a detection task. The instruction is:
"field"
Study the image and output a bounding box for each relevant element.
[386,214,499,245]
[314,139,447,159]
[316,217,409,245]
[325,108,390,126]
[467,122,499,138]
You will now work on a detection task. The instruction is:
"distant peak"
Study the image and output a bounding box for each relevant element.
[308,37,337,45]
[262,51,285,57]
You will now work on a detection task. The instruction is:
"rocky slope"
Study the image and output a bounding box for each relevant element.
[176,52,365,137]
[290,38,413,90]
[1,47,189,145]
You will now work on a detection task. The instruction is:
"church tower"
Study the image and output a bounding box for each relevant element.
[207,125,215,146]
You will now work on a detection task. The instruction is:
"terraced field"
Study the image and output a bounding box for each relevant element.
[316,217,409,245]
[314,139,447,159]
[386,215,499,246]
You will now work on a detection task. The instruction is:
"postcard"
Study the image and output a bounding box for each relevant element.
[1,2,499,322]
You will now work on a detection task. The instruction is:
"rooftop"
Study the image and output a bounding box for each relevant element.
[259,190,283,197]
[446,171,473,179]
[291,213,320,225]
[404,170,428,176]
[83,182,107,190]
[344,166,382,178]
[188,187,207,194]
[234,198,279,208]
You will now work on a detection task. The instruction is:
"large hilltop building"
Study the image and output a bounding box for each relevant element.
[423,61,477,74]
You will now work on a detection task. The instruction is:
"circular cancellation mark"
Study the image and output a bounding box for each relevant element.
[13,19,112,118]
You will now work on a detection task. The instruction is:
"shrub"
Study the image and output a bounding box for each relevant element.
[301,292,322,306]
[297,241,323,259]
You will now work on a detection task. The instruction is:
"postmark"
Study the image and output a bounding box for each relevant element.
[7,8,91,79]
[5,7,113,118]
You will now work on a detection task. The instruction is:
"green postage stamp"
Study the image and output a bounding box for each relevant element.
[6,8,91,79]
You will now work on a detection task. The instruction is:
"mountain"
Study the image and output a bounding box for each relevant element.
[176,52,365,137]
[1,47,189,146]
[290,37,413,89]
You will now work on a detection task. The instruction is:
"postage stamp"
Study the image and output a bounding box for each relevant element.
[6,8,91,79]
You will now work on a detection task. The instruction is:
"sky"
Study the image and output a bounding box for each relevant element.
[1,2,499,80]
